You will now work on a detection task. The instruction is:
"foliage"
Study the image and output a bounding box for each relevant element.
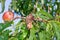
[0,0,60,40]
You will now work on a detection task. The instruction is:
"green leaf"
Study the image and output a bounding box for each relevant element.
[40,9,53,19]
[39,31,46,40]
[28,27,36,40]
[0,30,10,40]
[9,37,18,40]
[16,21,28,40]
[0,0,5,13]
[51,21,60,40]
[0,21,13,32]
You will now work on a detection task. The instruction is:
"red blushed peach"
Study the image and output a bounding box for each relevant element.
[2,11,14,22]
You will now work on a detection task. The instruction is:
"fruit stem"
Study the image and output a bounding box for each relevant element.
[13,16,26,20]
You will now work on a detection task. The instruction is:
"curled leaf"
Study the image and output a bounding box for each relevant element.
[26,13,34,29]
